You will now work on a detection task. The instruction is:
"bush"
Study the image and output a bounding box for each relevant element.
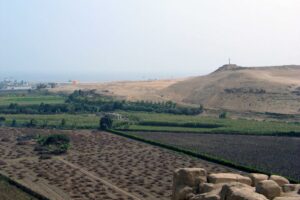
[36,134,70,155]
[27,119,37,127]
[11,119,17,127]
[61,119,66,127]
[219,111,227,119]
[100,115,113,130]
[0,116,5,126]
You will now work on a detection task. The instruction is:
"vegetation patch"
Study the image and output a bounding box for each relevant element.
[35,134,70,155]
[118,112,300,136]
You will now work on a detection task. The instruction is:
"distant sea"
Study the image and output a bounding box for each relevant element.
[0,70,199,83]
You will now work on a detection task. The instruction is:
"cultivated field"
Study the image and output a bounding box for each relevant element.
[3,114,99,129]
[125,131,300,181]
[0,128,238,200]
[0,177,38,200]
[121,112,300,136]
[0,95,65,106]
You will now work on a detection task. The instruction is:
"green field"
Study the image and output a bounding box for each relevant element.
[1,111,300,136]
[119,112,300,136]
[2,114,99,129]
[0,95,65,106]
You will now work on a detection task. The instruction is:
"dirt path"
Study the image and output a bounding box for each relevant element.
[56,157,142,200]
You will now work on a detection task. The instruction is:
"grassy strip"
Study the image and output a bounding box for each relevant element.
[0,95,65,106]
[2,114,99,129]
[107,129,299,183]
[121,111,300,134]
[0,173,50,200]
[118,126,300,137]
[139,121,223,128]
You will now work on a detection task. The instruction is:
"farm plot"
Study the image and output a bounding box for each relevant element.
[125,131,300,182]
[0,95,65,106]
[0,128,238,200]
[0,177,38,200]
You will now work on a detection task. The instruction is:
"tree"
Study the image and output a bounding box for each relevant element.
[36,83,47,90]
[0,117,5,126]
[61,119,66,127]
[27,119,37,127]
[11,119,17,127]
[219,111,227,119]
[99,115,113,130]
[37,134,70,155]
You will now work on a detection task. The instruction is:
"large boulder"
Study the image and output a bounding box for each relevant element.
[173,168,207,200]
[174,186,194,200]
[200,183,216,193]
[190,193,220,200]
[282,184,300,193]
[270,175,290,187]
[220,182,268,200]
[273,197,300,200]
[249,173,269,187]
[256,180,282,199]
[208,173,252,186]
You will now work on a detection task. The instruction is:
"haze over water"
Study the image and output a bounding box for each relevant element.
[1,0,300,82]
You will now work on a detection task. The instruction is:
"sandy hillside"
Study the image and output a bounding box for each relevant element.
[161,64,300,114]
[51,79,184,102]
[51,64,300,115]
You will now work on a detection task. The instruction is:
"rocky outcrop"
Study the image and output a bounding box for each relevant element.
[249,174,269,187]
[172,168,300,200]
[208,173,252,186]
[173,168,207,200]
[270,175,290,187]
[255,180,282,199]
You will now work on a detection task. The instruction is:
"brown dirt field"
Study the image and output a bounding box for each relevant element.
[0,178,38,200]
[0,128,239,200]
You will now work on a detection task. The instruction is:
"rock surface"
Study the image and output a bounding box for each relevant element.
[255,180,282,199]
[220,182,268,200]
[173,168,207,200]
[172,168,296,200]
[208,173,252,186]
[249,173,269,187]
[270,175,290,187]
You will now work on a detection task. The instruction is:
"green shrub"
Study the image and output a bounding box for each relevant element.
[36,134,70,154]
[100,115,113,130]
[61,119,66,127]
[219,112,227,119]
[11,119,17,127]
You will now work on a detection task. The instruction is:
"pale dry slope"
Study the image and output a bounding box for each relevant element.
[162,65,300,114]
[51,79,184,102]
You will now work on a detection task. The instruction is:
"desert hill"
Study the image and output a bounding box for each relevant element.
[50,78,185,102]
[161,64,300,114]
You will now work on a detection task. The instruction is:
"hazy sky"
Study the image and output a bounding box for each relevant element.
[1,0,300,81]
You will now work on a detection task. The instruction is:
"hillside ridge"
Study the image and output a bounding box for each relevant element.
[161,64,300,115]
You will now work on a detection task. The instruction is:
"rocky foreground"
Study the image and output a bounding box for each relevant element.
[173,168,300,200]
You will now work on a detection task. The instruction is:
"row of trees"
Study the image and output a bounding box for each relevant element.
[66,90,204,115]
[0,90,203,115]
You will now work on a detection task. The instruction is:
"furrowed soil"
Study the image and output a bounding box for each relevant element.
[0,128,239,200]
[126,131,300,181]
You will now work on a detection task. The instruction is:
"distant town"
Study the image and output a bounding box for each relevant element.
[0,78,77,91]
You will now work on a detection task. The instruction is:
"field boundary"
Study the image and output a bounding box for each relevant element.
[0,172,50,200]
[116,128,300,137]
[107,129,299,183]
